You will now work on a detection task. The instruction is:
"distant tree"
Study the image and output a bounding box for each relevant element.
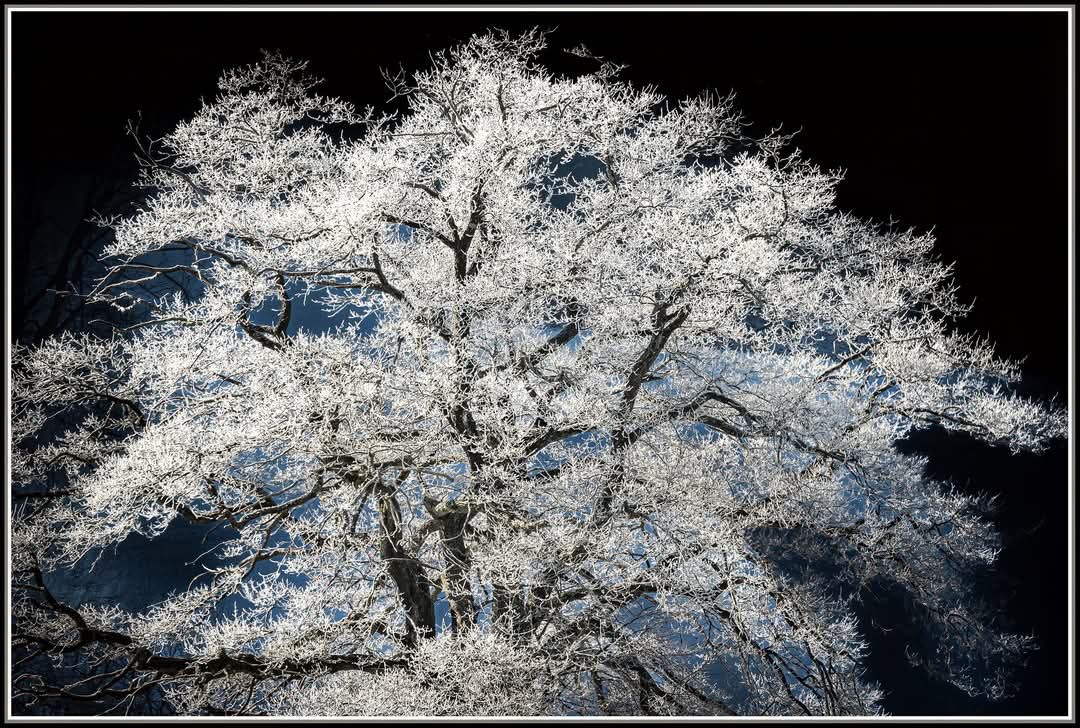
[12,171,135,344]
[11,125,194,718]
[11,32,1066,716]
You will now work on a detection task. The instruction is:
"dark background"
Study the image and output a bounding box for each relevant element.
[9,9,1071,716]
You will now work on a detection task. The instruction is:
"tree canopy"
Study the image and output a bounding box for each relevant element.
[11,30,1066,716]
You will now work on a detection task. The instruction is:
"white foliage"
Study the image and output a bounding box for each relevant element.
[11,31,1064,717]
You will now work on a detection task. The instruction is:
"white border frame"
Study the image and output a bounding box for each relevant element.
[3,4,1074,723]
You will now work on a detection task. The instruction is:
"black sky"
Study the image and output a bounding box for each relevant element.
[8,8,1072,717]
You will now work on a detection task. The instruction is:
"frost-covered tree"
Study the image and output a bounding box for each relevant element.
[11,31,1067,716]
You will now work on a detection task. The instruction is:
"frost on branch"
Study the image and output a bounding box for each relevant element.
[11,32,1065,716]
